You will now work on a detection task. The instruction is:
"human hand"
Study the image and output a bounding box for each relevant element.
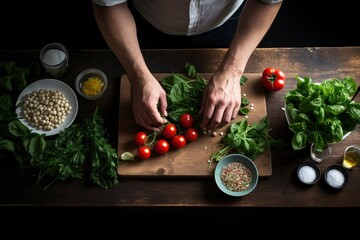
[199,70,241,131]
[130,75,168,131]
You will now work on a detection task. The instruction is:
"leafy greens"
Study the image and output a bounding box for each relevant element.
[161,63,248,124]
[33,107,119,189]
[285,75,360,153]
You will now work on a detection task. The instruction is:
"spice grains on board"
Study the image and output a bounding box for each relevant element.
[220,162,252,191]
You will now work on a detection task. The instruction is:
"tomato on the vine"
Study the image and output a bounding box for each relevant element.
[137,146,151,160]
[134,131,147,146]
[162,123,177,139]
[172,135,186,149]
[154,139,170,154]
[185,128,198,142]
[180,113,194,128]
[261,67,286,91]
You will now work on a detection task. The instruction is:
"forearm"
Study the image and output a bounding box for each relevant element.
[92,2,150,81]
[220,0,283,75]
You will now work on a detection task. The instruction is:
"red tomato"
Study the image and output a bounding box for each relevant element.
[134,131,147,146]
[185,128,198,142]
[172,135,186,149]
[162,123,177,139]
[154,139,170,154]
[137,146,151,160]
[180,113,194,128]
[261,67,286,91]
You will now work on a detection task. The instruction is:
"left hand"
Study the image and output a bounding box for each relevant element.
[199,70,241,131]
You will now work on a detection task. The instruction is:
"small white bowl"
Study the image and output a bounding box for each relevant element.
[75,68,108,100]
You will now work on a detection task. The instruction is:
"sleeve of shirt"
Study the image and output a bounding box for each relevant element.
[258,0,283,4]
[92,0,127,7]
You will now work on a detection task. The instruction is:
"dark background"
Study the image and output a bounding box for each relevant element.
[1,1,360,223]
[1,0,359,50]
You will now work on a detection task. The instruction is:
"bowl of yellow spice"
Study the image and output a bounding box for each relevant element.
[75,68,107,100]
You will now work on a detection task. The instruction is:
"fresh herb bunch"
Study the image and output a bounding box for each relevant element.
[285,75,360,153]
[209,116,283,168]
[34,107,119,189]
[161,63,249,124]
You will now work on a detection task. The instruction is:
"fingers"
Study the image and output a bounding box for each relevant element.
[131,78,168,131]
[157,90,168,118]
[201,100,235,131]
[134,100,167,131]
[200,81,241,131]
[134,111,165,132]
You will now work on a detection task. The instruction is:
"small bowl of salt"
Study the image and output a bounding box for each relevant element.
[324,164,349,189]
[297,161,321,185]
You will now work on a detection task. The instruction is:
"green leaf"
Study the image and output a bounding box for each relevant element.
[185,62,196,78]
[292,131,307,150]
[0,139,15,152]
[8,120,31,137]
[28,135,47,158]
[0,62,15,75]
[0,75,13,91]
[12,72,27,92]
[241,96,250,107]
[239,107,250,115]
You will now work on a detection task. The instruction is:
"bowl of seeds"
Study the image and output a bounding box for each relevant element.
[214,154,259,197]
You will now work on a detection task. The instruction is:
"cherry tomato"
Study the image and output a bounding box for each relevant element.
[162,123,177,139]
[154,139,170,154]
[134,131,147,146]
[185,128,198,142]
[261,67,286,91]
[172,135,186,149]
[137,146,151,160]
[180,113,194,128]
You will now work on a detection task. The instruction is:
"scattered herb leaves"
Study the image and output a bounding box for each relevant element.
[209,116,286,169]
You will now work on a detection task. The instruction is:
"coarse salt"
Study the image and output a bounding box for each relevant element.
[298,165,316,183]
[326,169,345,187]
[43,49,66,65]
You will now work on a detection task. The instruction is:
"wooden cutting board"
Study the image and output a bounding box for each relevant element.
[117,73,272,177]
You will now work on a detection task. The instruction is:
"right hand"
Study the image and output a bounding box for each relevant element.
[130,75,168,131]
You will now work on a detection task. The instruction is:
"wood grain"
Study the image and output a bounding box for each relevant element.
[117,73,272,177]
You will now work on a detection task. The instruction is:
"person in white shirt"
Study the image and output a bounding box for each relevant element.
[92,0,283,131]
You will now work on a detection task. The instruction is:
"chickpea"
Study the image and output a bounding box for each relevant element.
[21,89,72,131]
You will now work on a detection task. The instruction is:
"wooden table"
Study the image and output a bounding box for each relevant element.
[1,47,360,219]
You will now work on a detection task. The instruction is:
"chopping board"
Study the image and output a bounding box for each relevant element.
[117,73,272,177]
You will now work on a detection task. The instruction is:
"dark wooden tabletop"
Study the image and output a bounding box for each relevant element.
[1,47,360,218]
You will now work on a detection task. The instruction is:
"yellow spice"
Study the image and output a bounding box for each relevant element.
[81,76,104,96]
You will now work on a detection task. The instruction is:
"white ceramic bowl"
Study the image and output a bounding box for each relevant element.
[75,68,108,100]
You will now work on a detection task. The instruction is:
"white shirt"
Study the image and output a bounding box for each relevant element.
[92,0,282,36]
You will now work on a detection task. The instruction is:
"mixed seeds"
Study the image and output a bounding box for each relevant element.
[220,162,252,192]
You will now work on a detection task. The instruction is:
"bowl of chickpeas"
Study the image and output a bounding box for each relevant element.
[16,79,78,136]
